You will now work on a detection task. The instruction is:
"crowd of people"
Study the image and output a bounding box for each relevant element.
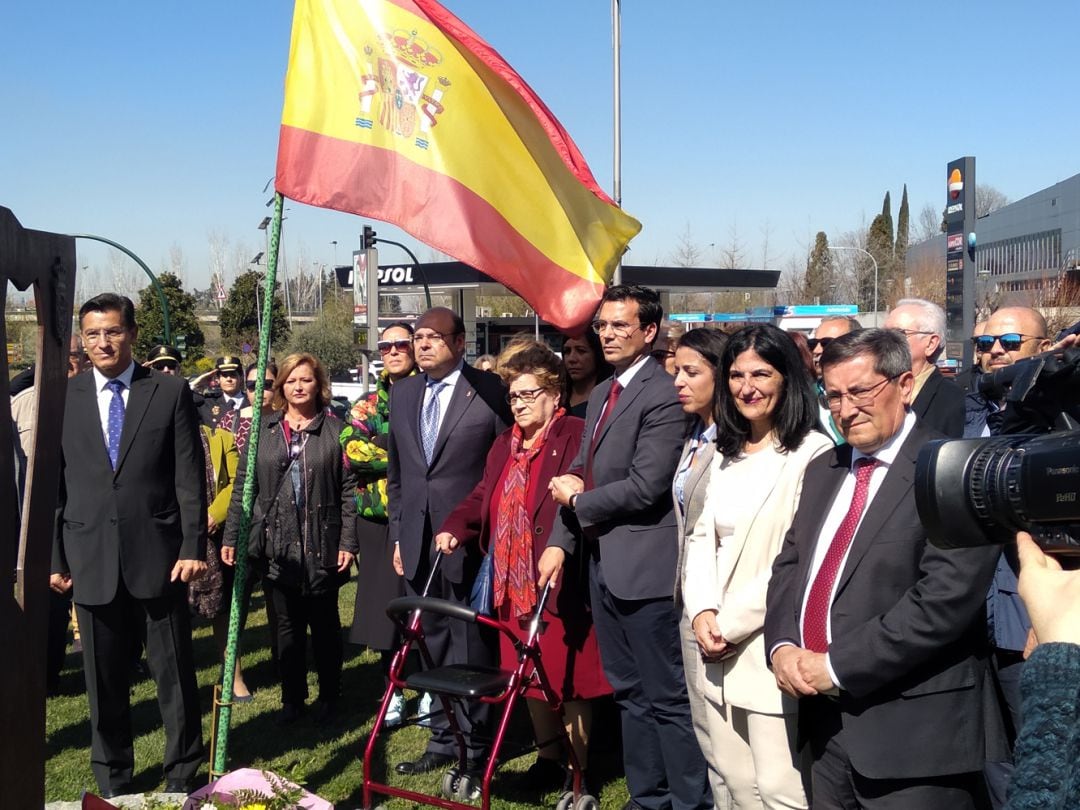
[24,286,1078,808]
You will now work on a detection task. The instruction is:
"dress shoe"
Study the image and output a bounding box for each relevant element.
[97,785,132,799]
[164,777,194,794]
[523,756,566,790]
[312,698,338,723]
[278,703,304,724]
[395,751,455,775]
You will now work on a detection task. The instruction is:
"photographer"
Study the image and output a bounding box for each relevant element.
[1008,532,1080,810]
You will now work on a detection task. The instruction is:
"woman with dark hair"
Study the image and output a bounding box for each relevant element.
[669,327,731,806]
[435,337,610,793]
[561,330,613,418]
[682,324,830,809]
[341,321,417,727]
[221,352,358,724]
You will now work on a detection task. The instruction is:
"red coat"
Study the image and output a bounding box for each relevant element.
[439,413,610,700]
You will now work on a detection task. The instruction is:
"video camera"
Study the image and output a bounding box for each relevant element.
[914,342,1080,556]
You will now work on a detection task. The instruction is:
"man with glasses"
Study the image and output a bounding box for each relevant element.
[960,306,1051,809]
[548,285,711,810]
[145,344,182,375]
[386,307,511,776]
[808,316,862,445]
[883,298,964,437]
[50,293,206,797]
[765,329,998,809]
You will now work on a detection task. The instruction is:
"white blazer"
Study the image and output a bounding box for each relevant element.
[683,430,832,714]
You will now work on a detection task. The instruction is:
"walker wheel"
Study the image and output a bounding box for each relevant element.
[573,795,598,810]
[555,790,574,810]
[455,772,480,801]
[440,770,460,799]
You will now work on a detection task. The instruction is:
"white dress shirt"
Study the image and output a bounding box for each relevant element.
[422,359,464,431]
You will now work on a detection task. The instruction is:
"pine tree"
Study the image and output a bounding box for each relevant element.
[866,191,895,311]
[219,270,291,353]
[804,232,833,304]
[895,184,909,263]
[134,272,205,368]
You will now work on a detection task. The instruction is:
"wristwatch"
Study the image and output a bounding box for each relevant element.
[569,493,579,511]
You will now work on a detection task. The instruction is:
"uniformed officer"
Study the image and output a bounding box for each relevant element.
[145,344,183,375]
[198,355,249,429]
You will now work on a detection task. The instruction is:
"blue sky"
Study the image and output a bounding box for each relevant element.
[4,1,1079,296]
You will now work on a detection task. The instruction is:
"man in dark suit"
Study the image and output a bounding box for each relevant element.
[883,298,965,437]
[765,328,999,809]
[549,285,710,810]
[386,306,511,775]
[50,293,207,798]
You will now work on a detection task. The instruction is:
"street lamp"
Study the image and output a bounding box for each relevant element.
[828,245,879,321]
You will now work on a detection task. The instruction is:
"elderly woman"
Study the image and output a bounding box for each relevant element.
[221,353,357,724]
[561,330,613,418]
[435,338,610,792]
[342,322,418,727]
[683,324,831,809]
[670,327,730,806]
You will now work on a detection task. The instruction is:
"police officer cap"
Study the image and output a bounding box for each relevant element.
[147,345,182,367]
[215,355,242,372]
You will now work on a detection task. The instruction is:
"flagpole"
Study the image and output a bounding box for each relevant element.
[612,0,623,286]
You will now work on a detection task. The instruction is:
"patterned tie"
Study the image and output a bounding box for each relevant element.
[420,380,447,464]
[585,380,622,489]
[105,378,126,470]
[802,457,879,653]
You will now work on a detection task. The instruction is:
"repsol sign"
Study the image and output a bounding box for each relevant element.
[378,266,414,285]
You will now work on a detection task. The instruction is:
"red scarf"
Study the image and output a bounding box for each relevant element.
[492,409,565,617]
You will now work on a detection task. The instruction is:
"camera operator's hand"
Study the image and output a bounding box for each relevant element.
[1016,531,1080,650]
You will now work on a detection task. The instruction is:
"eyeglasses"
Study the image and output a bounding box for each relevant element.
[246,379,274,391]
[972,333,1042,353]
[82,327,128,344]
[412,330,459,345]
[591,320,643,338]
[378,339,412,354]
[807,337,834,352]
[893,329,935,339]
[820,373,902,412]
[506,387,547,405]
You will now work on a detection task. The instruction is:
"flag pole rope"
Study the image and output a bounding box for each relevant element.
[211,192,284,777]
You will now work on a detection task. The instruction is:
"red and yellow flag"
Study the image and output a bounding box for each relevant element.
[275,0,641,333]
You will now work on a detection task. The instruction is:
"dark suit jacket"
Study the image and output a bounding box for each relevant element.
[438,414,585,608]
[52,365,207,605]
[549,357,686,601]
[764,422,999,780]
[387,363,511,584]
[911,368,965,437]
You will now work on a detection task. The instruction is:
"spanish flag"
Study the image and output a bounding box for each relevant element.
[275,0,641,333]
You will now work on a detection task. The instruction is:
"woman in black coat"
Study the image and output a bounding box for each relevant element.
[222,352,357,723]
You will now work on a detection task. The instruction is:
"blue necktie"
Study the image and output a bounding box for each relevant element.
[421,381,447,464]
[105,379,126,470]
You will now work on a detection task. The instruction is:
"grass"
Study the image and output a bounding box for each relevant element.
[45,581,630,809]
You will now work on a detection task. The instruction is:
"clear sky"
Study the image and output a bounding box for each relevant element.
[4,1,1079,298]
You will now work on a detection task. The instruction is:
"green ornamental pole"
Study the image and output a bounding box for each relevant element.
[69,234,171,343]
[212,193,284,776]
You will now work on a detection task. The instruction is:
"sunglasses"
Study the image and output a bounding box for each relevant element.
[246,379,275,391]
[807,337,835,352]
[972,333,1041,353]
[378,339,412,354]
[154,361,179,371]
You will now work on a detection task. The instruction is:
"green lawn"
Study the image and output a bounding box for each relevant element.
[45,582,630,809]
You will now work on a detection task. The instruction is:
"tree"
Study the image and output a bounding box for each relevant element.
[670,222,702,267]
[913,202,942,243]
[219,270,290,353]
[866,193,895,311]
[976,184,1010,218]
[134,272,205,367]
[895,184,910,265]
[803,232,834,304]
[287,295,359,377]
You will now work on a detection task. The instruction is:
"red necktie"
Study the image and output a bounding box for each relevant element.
[802,457,879,653]
[585,381,622,489]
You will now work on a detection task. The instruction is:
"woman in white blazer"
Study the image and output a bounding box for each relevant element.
[683,324,831,810]
[670,327,731,808]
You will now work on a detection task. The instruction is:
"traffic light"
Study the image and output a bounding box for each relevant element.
[362,225,377,249]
